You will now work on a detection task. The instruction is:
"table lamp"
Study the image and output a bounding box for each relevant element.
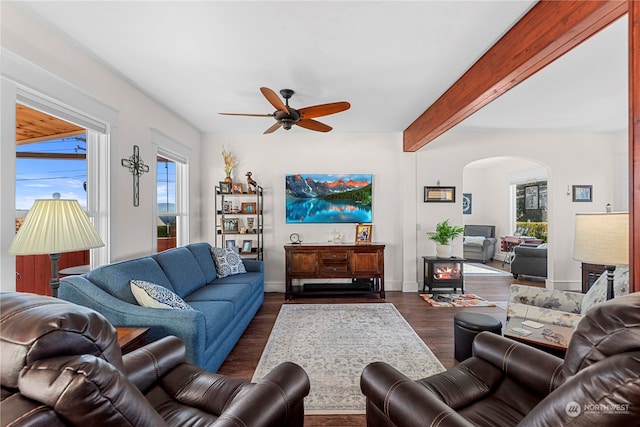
[573,212,628,300]
[9,194,104,297]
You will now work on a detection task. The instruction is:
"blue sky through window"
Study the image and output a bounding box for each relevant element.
[15,136,87,211]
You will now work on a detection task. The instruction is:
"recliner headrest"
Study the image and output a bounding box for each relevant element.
[0,292,123,389]
[563,292,640,377]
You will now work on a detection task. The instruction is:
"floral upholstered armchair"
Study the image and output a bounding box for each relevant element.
[507,266,630,328]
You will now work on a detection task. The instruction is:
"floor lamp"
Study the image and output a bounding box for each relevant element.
[9,195,104,298]
[573,212,629,300]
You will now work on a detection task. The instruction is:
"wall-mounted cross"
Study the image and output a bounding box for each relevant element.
[121,145,149,207]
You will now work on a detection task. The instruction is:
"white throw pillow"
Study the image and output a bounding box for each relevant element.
[464,236,485,246]
[130,280,193,310]
[211,247,247,278]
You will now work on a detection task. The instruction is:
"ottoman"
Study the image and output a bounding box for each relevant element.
[454,312,502,361]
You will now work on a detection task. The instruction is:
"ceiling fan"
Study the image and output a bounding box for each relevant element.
[219,87,350,134]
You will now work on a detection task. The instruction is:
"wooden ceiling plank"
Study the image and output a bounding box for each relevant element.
[16,104,84,143]
[16,130,87,146]
[403,0,628,152]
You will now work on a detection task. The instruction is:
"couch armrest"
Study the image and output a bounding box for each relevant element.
[360,362,474,427]
[59,276,207,366]
[472,332,564,396]
[123,336,187,392]
[242,259,264,273]
[215,362,310,426]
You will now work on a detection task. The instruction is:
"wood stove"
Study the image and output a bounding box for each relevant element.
[422,256,465,293]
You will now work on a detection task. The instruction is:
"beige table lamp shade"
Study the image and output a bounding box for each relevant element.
[573,212,628,266]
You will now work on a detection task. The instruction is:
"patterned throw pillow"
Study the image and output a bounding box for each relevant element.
[130,280,193,310]
[581,266,630,315]
[211,247,246,278]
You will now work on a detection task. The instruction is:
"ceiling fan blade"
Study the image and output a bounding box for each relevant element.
[296,119,332,133]
[263,122,282,134]
[260,87,289,114]
[218,112,273,117]
[298,102,350,119]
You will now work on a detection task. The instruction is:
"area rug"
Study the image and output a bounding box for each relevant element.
[465,263,512,276]
[251,303,445,414]
[420,293,497,307]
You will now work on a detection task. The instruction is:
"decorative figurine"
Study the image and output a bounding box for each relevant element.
[246,171,258,193]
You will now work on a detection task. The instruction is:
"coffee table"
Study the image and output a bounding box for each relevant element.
[504,318,572,357]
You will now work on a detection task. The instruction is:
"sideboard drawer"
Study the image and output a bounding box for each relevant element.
[321,251,348,262]
[320,264,349,274]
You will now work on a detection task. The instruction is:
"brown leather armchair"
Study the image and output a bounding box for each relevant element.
[361,292,640,426]
[0,292,310,426]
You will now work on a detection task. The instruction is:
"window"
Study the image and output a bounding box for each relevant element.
[157,155,177,251]
[152,130,189,252]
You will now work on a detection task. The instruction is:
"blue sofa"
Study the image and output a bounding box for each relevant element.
[59,242,264,372]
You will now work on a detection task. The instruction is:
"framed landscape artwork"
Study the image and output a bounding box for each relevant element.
[285,174,372,223]
[572,185,592,202]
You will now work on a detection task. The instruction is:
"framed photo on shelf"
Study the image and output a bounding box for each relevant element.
[222,200,232,213]
[223,218,239,233]
[572,185,592,202]
[241,202,257,214]
[424,186,455,203]
[219,181,232,194]
[355,223,372,243]
[225,239,236,249]
[241,240,252,253]
[232,182,244,194]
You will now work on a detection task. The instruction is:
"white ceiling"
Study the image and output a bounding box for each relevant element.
[14,1,628,138]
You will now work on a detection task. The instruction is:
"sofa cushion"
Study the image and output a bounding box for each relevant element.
[464,236,486,246]
[186,242,217,283]
[185,282,257,316]
[154,247,207,297]
[86,258,173,305]
[507,302,583,328]
[211,247,246,278]
[186,300,235,345]
[581,266,630,315]
[130,280,194,310]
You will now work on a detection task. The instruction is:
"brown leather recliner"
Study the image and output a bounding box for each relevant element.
[361,292,640,427]
[0,292,310,426]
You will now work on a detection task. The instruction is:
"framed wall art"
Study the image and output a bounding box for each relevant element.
[285,173,372,223]
[572,185,592,202]
[462,193,472,215]
[424,186,455,203]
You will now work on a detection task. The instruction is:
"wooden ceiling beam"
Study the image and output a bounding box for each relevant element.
[403,0,628,152]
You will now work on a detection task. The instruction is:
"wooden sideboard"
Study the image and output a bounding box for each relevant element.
[284,243,385,300]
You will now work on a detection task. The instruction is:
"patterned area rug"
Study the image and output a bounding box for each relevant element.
[420,293,497,307]
[252,303,445,414]
[465,263,512,276]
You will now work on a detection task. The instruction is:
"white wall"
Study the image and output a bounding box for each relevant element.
[1,3,203,291]
[416,131,628,291]
[201,132,407,292]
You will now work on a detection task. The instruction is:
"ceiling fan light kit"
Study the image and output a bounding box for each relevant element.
[219,87,350,134]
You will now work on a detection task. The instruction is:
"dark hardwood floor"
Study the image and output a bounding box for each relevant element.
[217,260,545,426]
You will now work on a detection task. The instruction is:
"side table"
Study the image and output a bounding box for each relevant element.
[116,327,150,354]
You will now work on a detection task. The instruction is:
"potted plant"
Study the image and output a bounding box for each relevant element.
[426,219,464,258]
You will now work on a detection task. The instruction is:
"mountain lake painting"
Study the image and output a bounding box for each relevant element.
[285,174,372,223]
